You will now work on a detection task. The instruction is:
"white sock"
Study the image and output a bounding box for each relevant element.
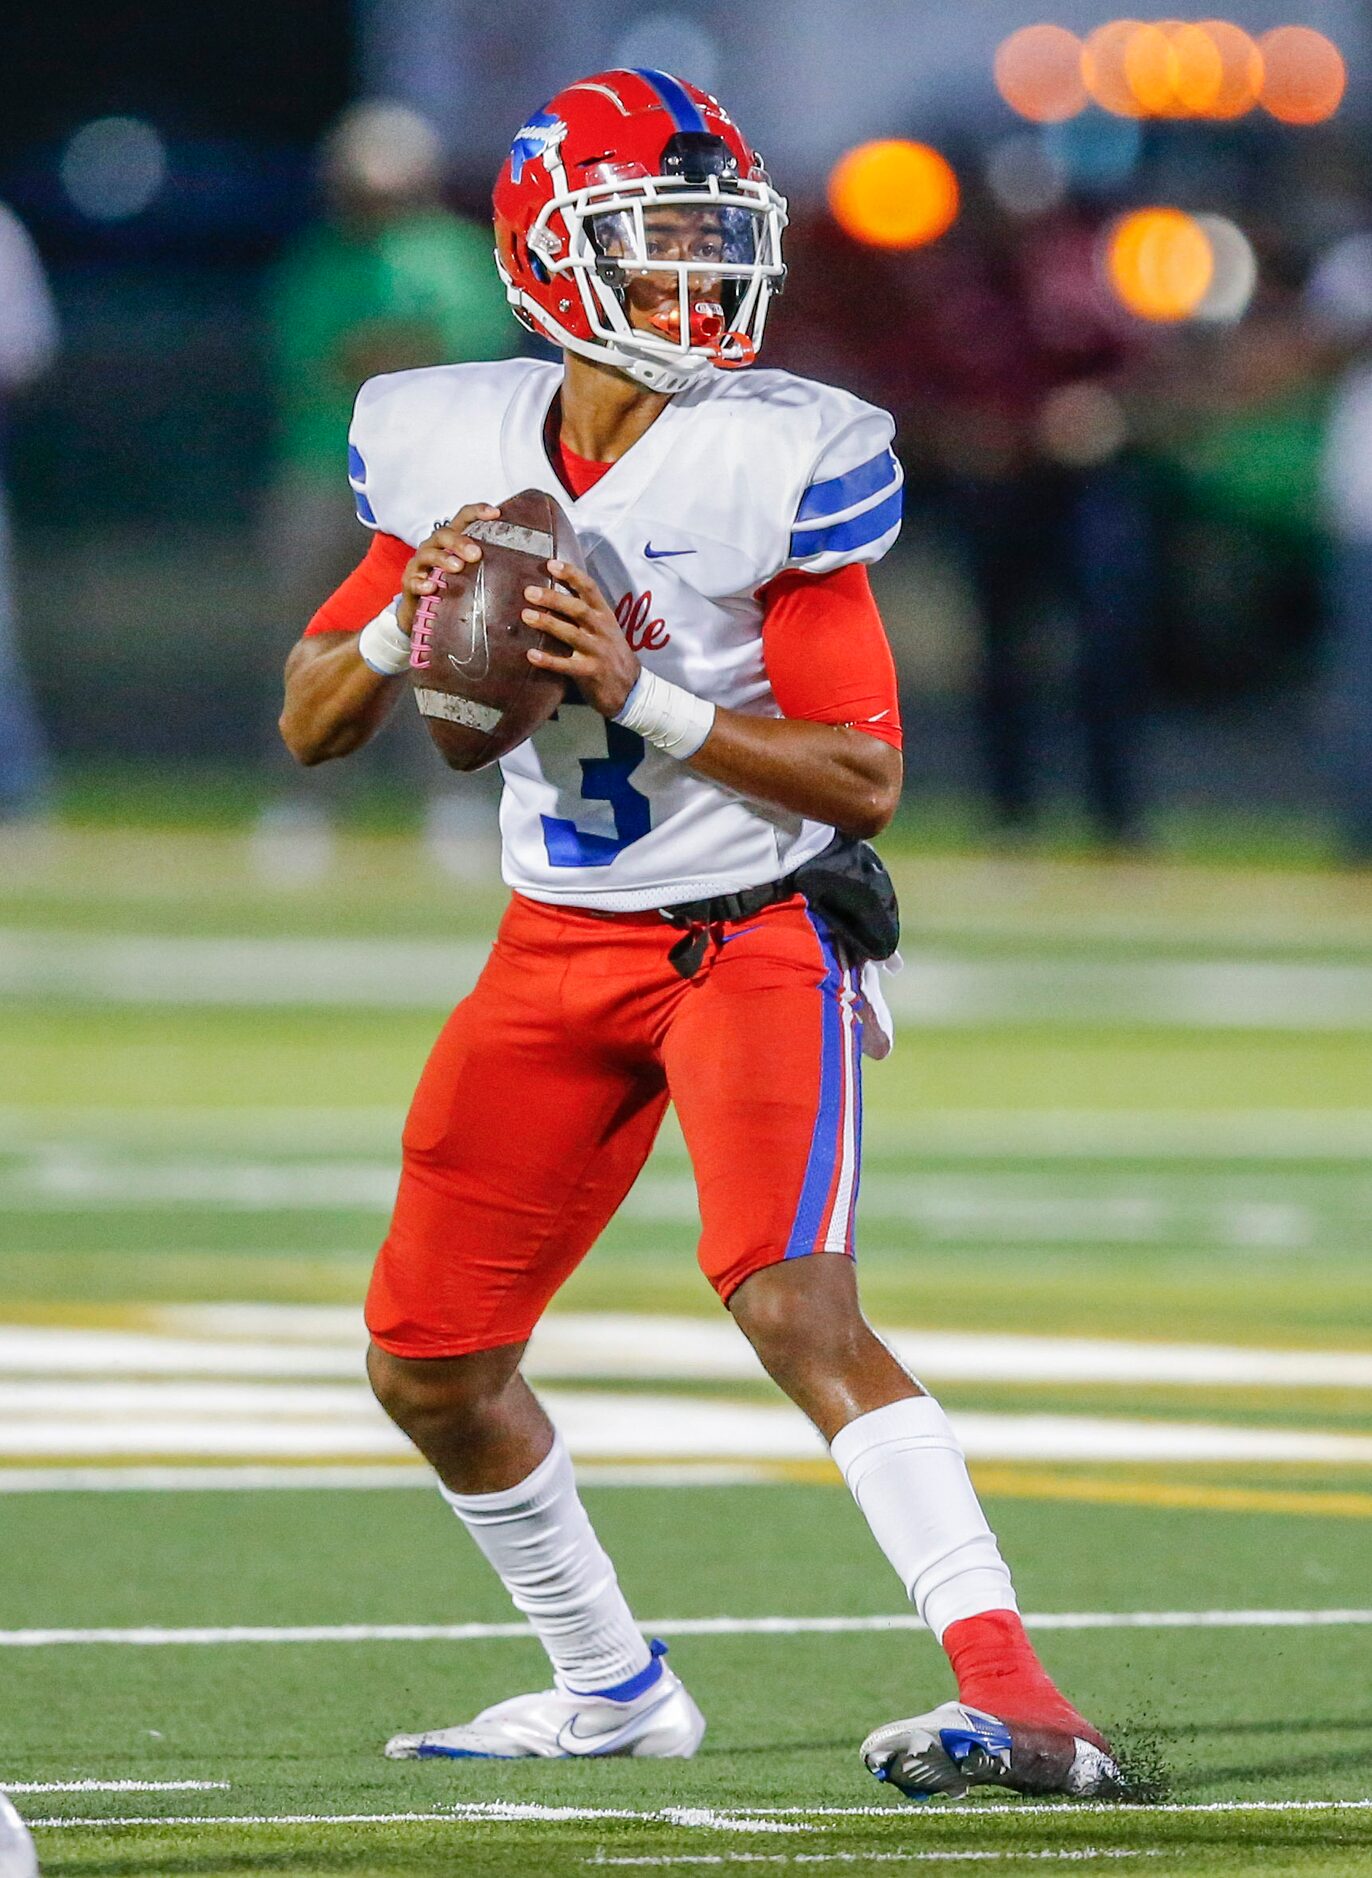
[440,1434,654,1696]
[829,1395,1018,1643]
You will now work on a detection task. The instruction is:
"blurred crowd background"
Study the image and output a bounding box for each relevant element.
[4,0,1372,866]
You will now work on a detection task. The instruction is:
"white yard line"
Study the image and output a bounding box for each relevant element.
[146,1305,368,1346]
[884,957,1372,1030]
[867,1108,1372,1161]
[7,1104,1372,1161]
[583,1856,1159,1868]
[23,1812,479,1827]
[3,1609,1369,1647]
[0,1154,400,1211]
[1,1781,228,1794]
[755,1800,1372,1817]
[0,1327,367,1380]
[6,1316,1372,1469]
[0,1106,406,1150]
[0,1419,411,1458]
[0,1385,813,1463]
[3,1124,1370,1259]
[19,1798,1372,1830]
[0,1381,379,1414]
[20,1805,801,1834]
[12,1311,1372,1393]
[523,1317,1372,1391]
[0,1462,772,1494]
[2,1384,1372,1465]
[8,928,1372,1028]
[10,1104,1372,1163]
[0,1156,1338,1259]
[0,931,490,1008]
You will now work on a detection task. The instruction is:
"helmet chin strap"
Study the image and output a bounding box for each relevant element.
[521,295,710,395]
[560,326,701,393]
[610,348,703,394]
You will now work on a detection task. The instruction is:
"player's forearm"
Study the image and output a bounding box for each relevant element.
[279,634,402,765]
[688,713,903,840]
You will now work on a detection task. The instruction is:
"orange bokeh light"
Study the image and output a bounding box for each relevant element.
[1123,20,1189,118]
[1064,18,1321,124]
[1165,24,1225,114]
[995,24,1088,122]
[1258,25,1346,124]
[827,140,960,250]
[1082,19,1149,116]
[1185,20,1263,118]
[994,18,1344,130]
[1110,19,1263,119]
[1107,207,1215,321]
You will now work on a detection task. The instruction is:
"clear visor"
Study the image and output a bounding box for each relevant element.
[588,202,763,273]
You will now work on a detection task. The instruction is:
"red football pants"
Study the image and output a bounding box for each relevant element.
[366,891,865,1358]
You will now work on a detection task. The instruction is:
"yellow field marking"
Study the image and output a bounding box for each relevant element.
[753,1458,1372,1516]
[0,1304,162,1331]
[2,1452,1372,1512]
[969,1464,1372,1518]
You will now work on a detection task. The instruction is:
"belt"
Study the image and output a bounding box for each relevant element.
[570,880,799,976]
[657,876,798,929]
[657,875,799,978]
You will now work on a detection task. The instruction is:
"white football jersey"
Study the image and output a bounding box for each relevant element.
[348,357,902,911]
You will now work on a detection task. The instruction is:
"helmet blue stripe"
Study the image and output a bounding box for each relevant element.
[632,68,708,134]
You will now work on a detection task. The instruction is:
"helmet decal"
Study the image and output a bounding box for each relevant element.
[509,110,566,185]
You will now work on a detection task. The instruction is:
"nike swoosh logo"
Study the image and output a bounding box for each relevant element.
[554,1686,676,1756]
[447,561,490,678]
[643,543,696,559]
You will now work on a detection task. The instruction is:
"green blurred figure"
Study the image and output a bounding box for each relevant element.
[271,102,514,537]
[257,101,517,882]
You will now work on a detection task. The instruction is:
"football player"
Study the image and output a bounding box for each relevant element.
[279,69,1119,1801]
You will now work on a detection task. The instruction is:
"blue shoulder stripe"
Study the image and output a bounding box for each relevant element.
[789,485,902,561]
[795,448,898,524]
[347,443,367,487]
[353,488,377,526]
[633,68,707,134]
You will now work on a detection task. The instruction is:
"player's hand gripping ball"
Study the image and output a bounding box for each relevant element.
[521,556,641,721]
[402,490,588,772]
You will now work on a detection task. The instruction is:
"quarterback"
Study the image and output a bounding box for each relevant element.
[280,69,1120,1800]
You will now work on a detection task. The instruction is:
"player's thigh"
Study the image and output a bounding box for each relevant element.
[663,902,863,1302]
[369,943,666,1358]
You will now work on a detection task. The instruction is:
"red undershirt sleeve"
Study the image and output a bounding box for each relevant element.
[303,531,414,638]
[759,564,903,750]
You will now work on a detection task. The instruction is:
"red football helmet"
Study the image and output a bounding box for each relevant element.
[493,69,788,394]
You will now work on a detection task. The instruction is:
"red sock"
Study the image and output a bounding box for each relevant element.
[944,1610,1108,1751]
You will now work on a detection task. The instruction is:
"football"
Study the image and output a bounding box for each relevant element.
[408,487,585,771]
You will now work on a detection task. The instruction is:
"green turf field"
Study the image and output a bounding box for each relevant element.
[3,813,1372,1875]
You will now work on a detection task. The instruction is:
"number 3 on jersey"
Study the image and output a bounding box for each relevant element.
[541,719,652,867]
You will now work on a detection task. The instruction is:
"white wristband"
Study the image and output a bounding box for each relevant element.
[358,602,411,676]
[614,669,716,759]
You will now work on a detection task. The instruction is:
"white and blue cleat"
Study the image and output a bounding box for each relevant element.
[0,1791,38,1878]
[861,1701,1124,1801]
[384,1639,705,1762]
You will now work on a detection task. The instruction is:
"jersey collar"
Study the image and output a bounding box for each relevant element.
[500,364,692,523]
